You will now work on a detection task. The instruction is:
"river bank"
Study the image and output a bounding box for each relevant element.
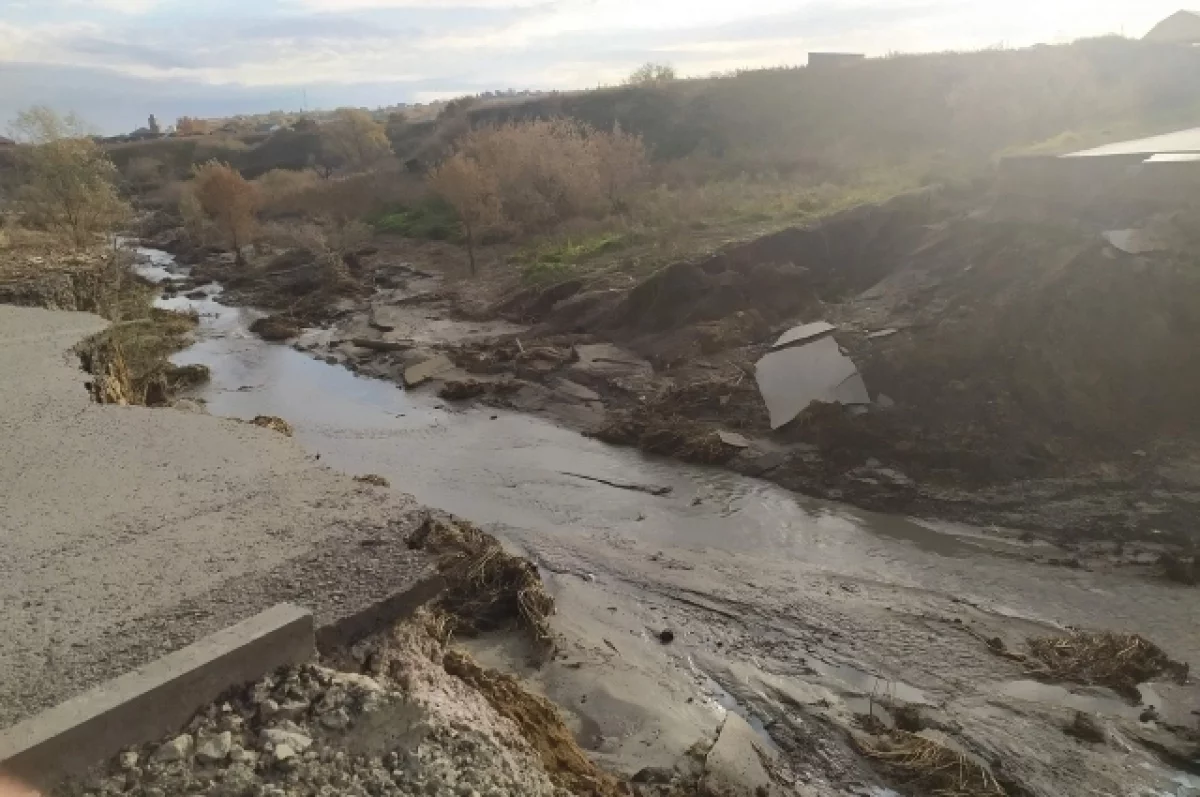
[130,242,1200,797]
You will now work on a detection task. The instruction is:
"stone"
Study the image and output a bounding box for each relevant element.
[320,708,352,731]
[717,431,751,449]
[152,734,194,763]
[1065,711,1107,744]
[631,767,675,784]
[273,744,297,763]
[403,355,455,388]
[210,764,259,797]
[262,729,313,753]
[549,378,601,403]
[118,751,139,771]
[195,732,233,763]
[275,700,310,720]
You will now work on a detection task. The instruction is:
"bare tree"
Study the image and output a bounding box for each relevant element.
[320,109,393,173]
[10,107,129,248]
[626,62,677,86]
[427,153,501,276]
[590,122,649,213]
[191,161,261,265]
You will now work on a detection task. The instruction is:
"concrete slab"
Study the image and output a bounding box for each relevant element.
[771,321,835,350]
[754,336,870,429]
[0,605,314,790]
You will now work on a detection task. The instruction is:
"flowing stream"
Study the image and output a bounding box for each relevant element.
[135,248,1200,737]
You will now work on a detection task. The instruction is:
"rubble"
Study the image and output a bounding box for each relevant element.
[755,336,870,429]
[404,355,455,388]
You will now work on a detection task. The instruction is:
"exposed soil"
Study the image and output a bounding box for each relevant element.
[167,193,1200,561]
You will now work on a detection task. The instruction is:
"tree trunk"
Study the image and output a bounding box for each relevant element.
[464,220,477,277]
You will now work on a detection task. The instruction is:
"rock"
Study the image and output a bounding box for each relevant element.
[1065,711,1107,744]
[262,728,313,753]
[320,707,353,730]
[250,416,294,436]
[273,744,297,765]
[631,767,675,784]
[549,378,601,403]
[195,731,233,763]
[351,337,415,353]
[185,290,208,300]
[717,431,751,449]
[210,764,260,797]
[152,734,194,763]
[171,398,209,415]
[274,699,310,720]
[118,751,139,771]
[403,355,455,387]
[249,315,302,342]
[659,629,676,644]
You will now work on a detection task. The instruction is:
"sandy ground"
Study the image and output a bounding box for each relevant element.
[0,305,435,727]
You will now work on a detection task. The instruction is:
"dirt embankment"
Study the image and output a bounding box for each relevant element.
[198,190,1200,558]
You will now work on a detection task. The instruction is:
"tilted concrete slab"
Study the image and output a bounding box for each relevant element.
[0,605,314,790]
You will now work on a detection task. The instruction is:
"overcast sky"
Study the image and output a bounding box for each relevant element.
[0,0,1185,133]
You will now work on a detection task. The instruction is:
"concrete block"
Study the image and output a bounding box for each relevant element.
[0,604,314,789]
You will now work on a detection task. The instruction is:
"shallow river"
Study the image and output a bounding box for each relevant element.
[140,249,1198,662]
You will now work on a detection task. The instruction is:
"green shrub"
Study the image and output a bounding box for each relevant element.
[369,197,461,241]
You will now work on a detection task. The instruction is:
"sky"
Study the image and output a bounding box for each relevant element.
[0,0,1188,134]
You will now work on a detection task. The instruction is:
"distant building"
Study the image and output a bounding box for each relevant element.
[807,52,866,70]
[1144,10,1200,43]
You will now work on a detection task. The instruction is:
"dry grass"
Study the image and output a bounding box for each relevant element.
[1025,632,1189,701]
[593,411,737,465]
[855,732,1008,797]
[406,515,554,651]
[249,415,294,436]
[76,309,199,406]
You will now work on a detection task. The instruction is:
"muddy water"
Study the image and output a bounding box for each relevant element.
[140,250,1200,681]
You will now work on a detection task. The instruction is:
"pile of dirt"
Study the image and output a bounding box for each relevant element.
[1025,632,1189,701]
[406,516,555,651]
[250,415,295,436]
[63,617,572,797]
[76,310,200,407]
[250,315,303,342]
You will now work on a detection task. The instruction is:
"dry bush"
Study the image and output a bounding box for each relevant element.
[285,216,372,283]
[10,107,130,248]
[427,154,501,274]
[254,168,320,212]
[854,732,1008,797]
[190,160,261,263]
[429,118,649,246]
[320,108,393,173]
[265,167,426,221]
[124,156,165,189]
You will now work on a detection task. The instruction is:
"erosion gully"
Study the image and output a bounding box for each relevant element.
[137,247,1200,797]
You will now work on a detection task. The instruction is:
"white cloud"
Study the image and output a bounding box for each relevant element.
[287,0,543,8]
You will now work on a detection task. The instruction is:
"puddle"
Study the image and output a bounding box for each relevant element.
[995,679,1164,720]
[755,336,869,429]
[684,657,782,755]
[806,658,930,708]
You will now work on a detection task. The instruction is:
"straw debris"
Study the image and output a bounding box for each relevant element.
[855,731,1008,797]
[406,515,555,651]
[1025,631,1188,701]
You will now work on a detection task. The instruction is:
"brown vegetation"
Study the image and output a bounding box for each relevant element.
[1025,632,1189,700]
[406,515,554,650]
[190,161,261,264]
[854,732,1008,797]
[320,108,393,174]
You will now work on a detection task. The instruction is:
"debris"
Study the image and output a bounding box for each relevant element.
[754,336,869,429]
[550,377,601,403]
[658,629,675,644]
[403,355,455,387]
[250,415,294,436]
[1065,711,1107,744]
[406,516,555,650]
[893,705,924,732]
[874,393,896,409]
[195,731,233,763]
[1103,229,1169,256]
[248,315,301,342]
[855,731,1007,797]
[771,321,836,350]
[867,328,899,339]
[151,734,194,763]
[1025,631,1188,701]
[349,337,415,353]
[353,474,390,487]
[261,728,313,753]
[439,380,488,401]
[560,471,673,496]
[631,767,675,784]
[717,430,751,448]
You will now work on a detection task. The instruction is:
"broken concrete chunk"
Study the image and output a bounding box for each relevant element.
[403,355,454,387]
[771,321,835,350]
[755,336,870,429]
[261,728,313,753]
[151,734,194,763]
[717,431,751,449]
[867,328,899,340]
[195,731,234,763]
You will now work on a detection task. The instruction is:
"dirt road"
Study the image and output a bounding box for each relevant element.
[0,305,435,726]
